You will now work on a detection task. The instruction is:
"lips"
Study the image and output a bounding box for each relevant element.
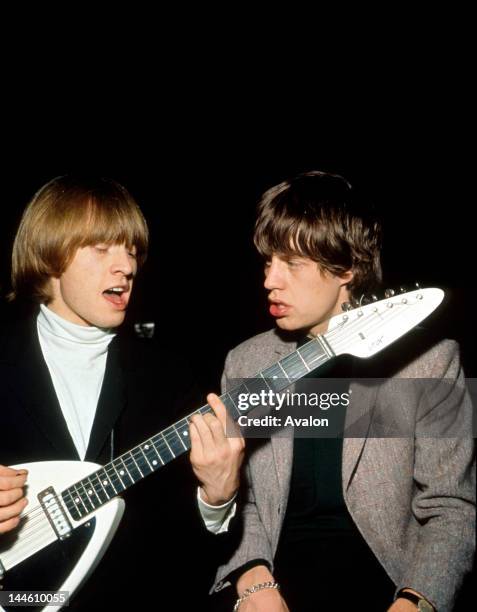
[102,286,130,309]
[269,300,291,318]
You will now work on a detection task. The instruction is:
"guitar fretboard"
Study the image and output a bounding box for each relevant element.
[62,335,332,521]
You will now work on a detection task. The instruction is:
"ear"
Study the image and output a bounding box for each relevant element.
[338,269,353,286]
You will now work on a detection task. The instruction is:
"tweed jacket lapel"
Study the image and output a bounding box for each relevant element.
[266,331,378,498]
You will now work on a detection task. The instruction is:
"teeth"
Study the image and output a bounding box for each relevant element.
[111,287,124,293]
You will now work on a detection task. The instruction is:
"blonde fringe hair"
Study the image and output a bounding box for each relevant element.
[10,176,149,304]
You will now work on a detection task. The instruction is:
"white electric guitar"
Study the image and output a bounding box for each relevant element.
[0,288,444,610]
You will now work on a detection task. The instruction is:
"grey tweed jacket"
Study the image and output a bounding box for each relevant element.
[212,329,475,612]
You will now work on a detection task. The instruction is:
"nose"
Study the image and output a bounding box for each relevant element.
[110,245,135,278]
[264,256,285,290]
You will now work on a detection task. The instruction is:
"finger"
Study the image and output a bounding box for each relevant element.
[189,413,216,448]
[0,472,28,491]
[0,497,28,522]
[0,516,21,534]
[0,465,28,477]
[206,393,228,427]
[208,393,244,441]
[203,412,229,445]
[188,421,204,460]
[0,487,25,507]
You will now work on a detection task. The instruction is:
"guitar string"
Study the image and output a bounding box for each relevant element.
[6,298,422,550]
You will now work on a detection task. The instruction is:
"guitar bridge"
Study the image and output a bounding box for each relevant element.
[38,487,73,540]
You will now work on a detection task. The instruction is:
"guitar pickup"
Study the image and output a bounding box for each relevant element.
[38,487,73,540]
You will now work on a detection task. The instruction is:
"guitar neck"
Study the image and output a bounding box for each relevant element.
[61,334,333,521]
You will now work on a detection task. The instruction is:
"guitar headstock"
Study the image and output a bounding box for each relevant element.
[325,286,444,358]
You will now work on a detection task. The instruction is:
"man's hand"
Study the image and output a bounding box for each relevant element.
[236,565,290,612]
[0,465,28,535]
[190,393,245,505]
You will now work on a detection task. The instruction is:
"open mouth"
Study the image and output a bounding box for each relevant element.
[102,286,128,307]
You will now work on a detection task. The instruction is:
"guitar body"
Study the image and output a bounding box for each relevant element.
[0,461,124,611]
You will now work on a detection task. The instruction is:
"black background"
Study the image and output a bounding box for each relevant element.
[0,37,474,606]
[1,121,474,385]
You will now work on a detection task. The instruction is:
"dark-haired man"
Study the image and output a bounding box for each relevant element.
[193,171,475,612]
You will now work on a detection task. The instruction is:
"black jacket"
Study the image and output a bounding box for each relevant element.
[0,313,211,609]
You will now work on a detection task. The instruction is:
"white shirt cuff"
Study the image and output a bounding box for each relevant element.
[197,487,237,534]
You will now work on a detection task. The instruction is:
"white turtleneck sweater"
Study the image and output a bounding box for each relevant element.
[37,304,116,460]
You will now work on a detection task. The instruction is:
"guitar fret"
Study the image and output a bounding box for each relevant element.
[62,490,80,518]
[106,464,125,492]
[176,418,192,450]
[77,482,94,513]
[161,432,176,459]
[138,444,154,471]
[96,469,116,496]
[260,364,288,392]
[123,454,141,482]
[222,393,241,418]
[260,372,272,389]
[131,447,151,475]
[226,385,251,416]
[116,457,134,486]
[296,349,311,371]
[172,422,188,451]
[74,483,92,514]
[164,426,186,457]
[87,475,105,505]
[129,450,145,478]
[151,434,174,464]
[81,478,101,508]
[150,439,165,466]
[298,339,328,368]
[93,472,111,502]
[277,361,290,381]
[280,352,308,380]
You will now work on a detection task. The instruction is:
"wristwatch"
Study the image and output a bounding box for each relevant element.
[397,590,434,611]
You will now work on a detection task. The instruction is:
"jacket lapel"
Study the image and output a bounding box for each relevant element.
[85,334,127,461]
[342,380,379,490]
[266,331,379,495]
[270,336,296,500]
[3,316,79,459]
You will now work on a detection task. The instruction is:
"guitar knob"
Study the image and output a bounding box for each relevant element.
[341,301,353,312]
[384,288,395,298]
[399,286,407,293]
[370,294,379,302]
[414,282,420,289]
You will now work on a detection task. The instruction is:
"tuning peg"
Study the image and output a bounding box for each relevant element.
[341,301,353,312]
[384,288,395,298]
[399,286,407,293]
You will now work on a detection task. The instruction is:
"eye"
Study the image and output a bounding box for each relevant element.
[94,245,109,253]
